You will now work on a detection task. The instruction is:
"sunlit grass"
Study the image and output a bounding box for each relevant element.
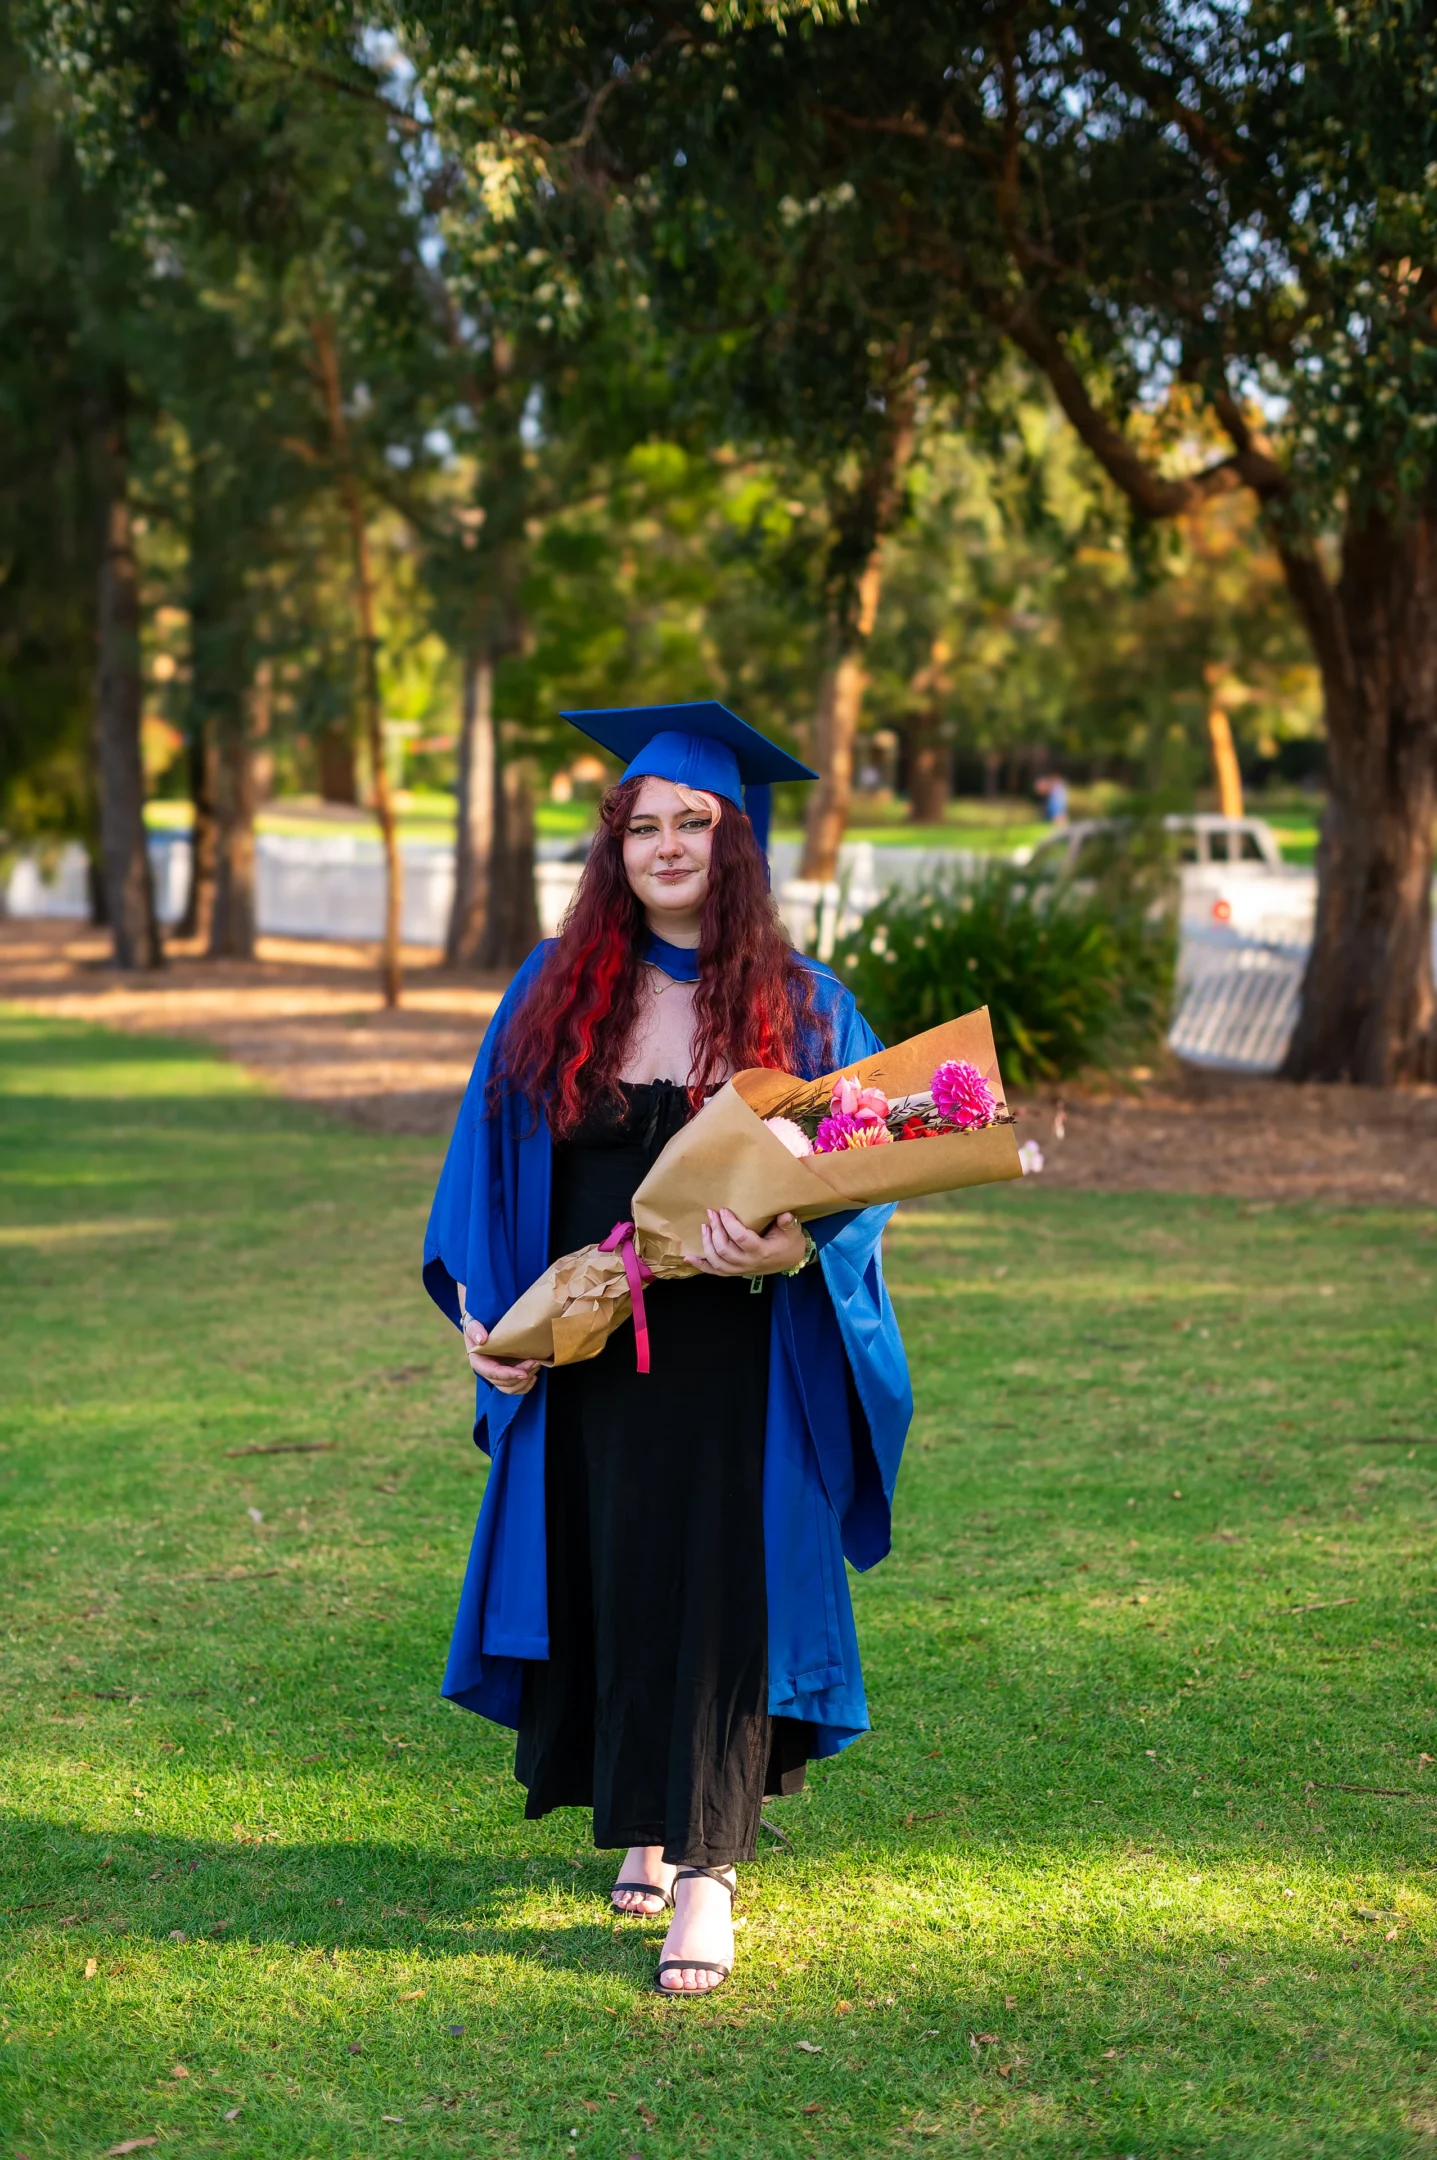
[1,1010,1435,2156]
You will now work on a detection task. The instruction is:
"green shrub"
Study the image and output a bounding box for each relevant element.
[831,854,1177,1087]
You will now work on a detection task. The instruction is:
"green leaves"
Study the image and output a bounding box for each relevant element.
[832,853,1177,1087]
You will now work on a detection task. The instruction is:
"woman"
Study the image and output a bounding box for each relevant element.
[423,704,912,1997]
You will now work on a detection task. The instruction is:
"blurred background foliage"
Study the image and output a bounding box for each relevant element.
[15,0,1413,1072]
[0,2,1324,879]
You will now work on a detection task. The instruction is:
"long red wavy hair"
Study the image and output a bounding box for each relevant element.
[494,777,831,1136]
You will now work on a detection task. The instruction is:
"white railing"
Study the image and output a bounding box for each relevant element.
[9,833,1433,1081]
[3,833,584,943]
[1167,930,1309,1073]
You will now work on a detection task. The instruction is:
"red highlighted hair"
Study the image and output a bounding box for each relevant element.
[495,777,831,1137]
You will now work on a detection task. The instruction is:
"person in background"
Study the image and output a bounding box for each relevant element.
[1035,772,1070,829]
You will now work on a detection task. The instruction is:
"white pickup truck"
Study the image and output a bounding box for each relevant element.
[1020,813,1317,947]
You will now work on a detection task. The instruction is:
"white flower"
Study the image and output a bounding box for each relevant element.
[764,1116,813,1158]
[1018,1140,1045,1175]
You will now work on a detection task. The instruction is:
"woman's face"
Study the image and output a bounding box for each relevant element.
[620,776,719,932]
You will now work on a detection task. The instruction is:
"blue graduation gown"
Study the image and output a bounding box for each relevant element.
[422,945,913,1761]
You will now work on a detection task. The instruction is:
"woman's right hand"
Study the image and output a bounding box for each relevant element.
[461,1312,540,1396]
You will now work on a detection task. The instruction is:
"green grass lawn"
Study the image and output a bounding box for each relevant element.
[2,1013,1435,2158]
[1258,808,1322,867]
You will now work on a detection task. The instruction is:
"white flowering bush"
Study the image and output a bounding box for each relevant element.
[832,857,1176,1088]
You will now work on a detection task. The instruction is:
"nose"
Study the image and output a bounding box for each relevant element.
[656,831,685,860]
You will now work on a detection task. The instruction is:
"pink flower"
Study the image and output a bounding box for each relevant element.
[764,1115,813,1158]
[830,1075,890,1125]
[931,1059,997,1131]
[814,1110,894,1153]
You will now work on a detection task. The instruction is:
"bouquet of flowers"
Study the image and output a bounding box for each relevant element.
[761,1053,1005,1159]
[482,1007,1024,1370]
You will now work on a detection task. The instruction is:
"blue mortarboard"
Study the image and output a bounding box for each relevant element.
[559,701,814,854]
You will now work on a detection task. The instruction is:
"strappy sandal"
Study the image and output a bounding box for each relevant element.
[654,1865,736,1996]
[611,1874,675,1918]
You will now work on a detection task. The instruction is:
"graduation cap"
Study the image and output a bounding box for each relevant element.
[558,699,815,855]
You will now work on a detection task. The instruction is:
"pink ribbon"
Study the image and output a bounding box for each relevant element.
[598,1219,656,1374]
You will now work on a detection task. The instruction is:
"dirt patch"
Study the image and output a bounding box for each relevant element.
[5,918,1435,1202]
[1015,1071,1437,1208]
[0,919,501,1136]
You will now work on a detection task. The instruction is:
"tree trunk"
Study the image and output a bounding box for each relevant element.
[210,716,256,959]
[86,851,108,927]
[908,722,951,824]
[482,755,540,967]
[800,634,870,882]
[906,636,952,824]
[1204,670,1245,819]
[799,386,916,882]
[93,394,161,970]
[317,722,357,804]
[1280,508,1437,1084]
[312,315,403,1008]
[178,724,218,943]
[446,645,497,967]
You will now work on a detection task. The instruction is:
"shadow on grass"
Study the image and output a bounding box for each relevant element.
[0,1810,1405,1982]
[1,1814,704,1978]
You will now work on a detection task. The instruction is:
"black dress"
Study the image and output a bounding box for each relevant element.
[515,1079,810,1866]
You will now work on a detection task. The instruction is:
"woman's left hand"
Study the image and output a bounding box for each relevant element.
[685,1208,808,1278]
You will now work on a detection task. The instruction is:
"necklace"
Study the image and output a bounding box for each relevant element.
[645,963,691,997]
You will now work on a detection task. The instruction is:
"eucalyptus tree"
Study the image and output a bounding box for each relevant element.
[398,6,945,883]
[0,7,162,963]
[406,0,1437,1083]
[26,0,448,997]
[866,390,1316,812]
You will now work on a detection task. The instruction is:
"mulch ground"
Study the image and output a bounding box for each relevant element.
[0,919,503,1137]
[5,916,1435,1203]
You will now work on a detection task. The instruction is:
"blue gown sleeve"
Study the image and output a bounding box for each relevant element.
[421,942,555,1457]
[422,942,550,1324]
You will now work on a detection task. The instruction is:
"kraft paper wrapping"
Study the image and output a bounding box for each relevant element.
[481,1005,1022,1368]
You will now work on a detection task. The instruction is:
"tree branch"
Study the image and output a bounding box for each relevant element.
[1275,542,1351,725]
[222,30,427,137]
[1002,299,1242,518]
[811,103,983,164]
[1207,383,1290,501]
[565,24,691,151]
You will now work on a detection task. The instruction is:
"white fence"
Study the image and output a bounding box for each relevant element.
[1167,930,1309,1073]
[9,831,1434,1079]
[2,832,949,952]
[3,833,584,944]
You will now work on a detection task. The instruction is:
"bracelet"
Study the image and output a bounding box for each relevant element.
[784,1229,818,1277]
